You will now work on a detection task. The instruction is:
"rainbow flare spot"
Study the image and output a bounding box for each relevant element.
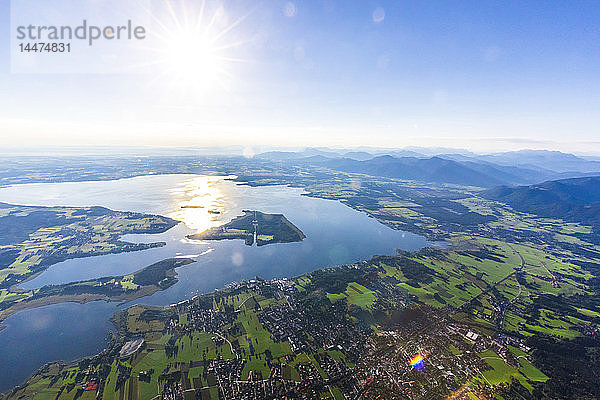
[410,354,425,371]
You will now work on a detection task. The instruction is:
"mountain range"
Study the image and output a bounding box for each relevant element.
[257,148,600,188]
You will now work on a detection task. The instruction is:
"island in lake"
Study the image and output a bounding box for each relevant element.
[188,210,306,246]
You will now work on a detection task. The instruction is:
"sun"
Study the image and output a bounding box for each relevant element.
[138,0,249,94]
[162,31,223,90]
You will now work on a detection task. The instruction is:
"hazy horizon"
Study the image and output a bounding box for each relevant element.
[1,144,600,159]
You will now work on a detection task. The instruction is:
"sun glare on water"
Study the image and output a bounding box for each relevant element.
[169,176,227,232]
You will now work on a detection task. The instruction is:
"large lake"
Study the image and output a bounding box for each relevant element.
[0,174,436,391]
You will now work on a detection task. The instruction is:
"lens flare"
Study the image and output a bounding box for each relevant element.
[409,354,425,371]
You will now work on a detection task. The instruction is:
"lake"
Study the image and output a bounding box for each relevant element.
[0,174,437,391]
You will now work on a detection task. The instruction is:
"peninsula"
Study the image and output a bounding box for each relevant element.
[0,257,195,323]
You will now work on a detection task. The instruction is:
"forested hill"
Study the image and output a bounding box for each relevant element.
[483,176,600,231]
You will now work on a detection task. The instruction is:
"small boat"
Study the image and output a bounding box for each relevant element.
[208,210,221,214]
[181,205,204,209]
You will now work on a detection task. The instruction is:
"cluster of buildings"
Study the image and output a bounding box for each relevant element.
[47,271,549,400]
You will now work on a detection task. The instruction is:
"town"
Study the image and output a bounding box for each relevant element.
[3,261,563,400]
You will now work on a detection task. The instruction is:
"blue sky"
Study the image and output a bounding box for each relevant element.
[1,0,599,153]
